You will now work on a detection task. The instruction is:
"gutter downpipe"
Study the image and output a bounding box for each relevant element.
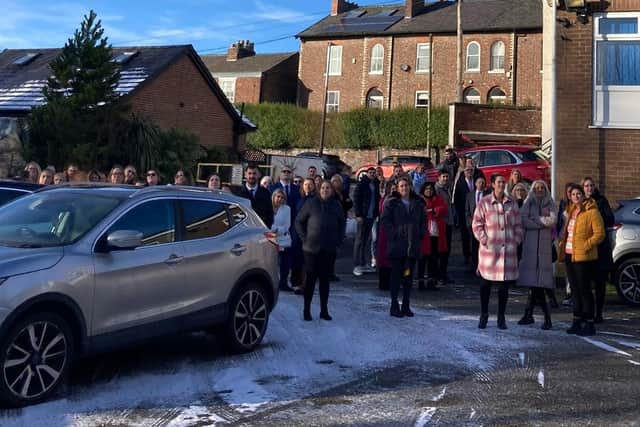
[551,2,558,201]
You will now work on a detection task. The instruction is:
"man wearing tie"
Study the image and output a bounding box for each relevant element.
[453,166,477,264]
[239,165,274,228]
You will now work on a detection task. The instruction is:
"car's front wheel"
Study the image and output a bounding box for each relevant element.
[223,284,270,353]
[615,257,640,306]
[0,312,74,407]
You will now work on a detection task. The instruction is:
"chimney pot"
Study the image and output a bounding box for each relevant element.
[331,0,358,16]
[405,0,424,19]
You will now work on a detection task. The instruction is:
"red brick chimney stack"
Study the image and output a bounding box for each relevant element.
[226,40,256,61]
[331,0,358,16]
[405,0,424,18]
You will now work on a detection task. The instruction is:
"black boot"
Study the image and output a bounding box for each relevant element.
[402,302,414,317]
[497,315,508,330]
[518,291,535,325]
[566,318,582,334]
[478,313,489,329]
[577,321,596,336]
[320,311,332,321]
[390,301,404,318]
[546,288,559,309]
[303,309,312,321]
[541,301,552,330]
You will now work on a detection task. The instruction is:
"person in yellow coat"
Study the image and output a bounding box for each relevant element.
[558,184,605,336]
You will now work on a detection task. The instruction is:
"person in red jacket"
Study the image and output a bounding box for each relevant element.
[416,182,449,291]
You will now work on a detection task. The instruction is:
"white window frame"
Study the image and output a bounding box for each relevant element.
[466,41,480,72]
[488,87,507,104]
[328,45,343,76]
[415,91,430,108]
[370,44,384,75]
[593,12,640,128]
[489,41,505,73]
[416,43,431,73]
[218,77,236,103]
[327,91,340,113]
[464,87,481,104]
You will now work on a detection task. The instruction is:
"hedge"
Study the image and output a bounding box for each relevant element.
[241,103,448,151]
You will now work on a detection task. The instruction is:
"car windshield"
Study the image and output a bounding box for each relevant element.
[0,191,124,248]
[513,150,545,162]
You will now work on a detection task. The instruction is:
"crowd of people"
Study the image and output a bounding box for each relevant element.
[18,154,616,336]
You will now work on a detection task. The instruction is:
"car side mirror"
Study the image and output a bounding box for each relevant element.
[106,230,142,250]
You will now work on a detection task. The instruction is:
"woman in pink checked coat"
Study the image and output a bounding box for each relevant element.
[472,174,524,331]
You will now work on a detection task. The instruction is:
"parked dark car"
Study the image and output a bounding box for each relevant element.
[296,152,348,178]
[0,181,43,206]
[611,197,640,306]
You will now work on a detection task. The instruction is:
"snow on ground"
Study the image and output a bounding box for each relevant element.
[1,286,544,427]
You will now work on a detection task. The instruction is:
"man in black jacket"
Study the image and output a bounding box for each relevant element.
[453,166,476,264]
[352,167,380,276]
[238,165,274,228]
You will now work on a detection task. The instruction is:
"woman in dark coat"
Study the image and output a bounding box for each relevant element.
[381,177,426,318]
[295,180,345,321]
[291,178,317,294]
[417,182,448,291]
[377,181,396,291]
[582,177,614,323]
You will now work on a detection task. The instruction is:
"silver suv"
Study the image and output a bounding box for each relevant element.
[0,185,279,406]
[611,197,640,306]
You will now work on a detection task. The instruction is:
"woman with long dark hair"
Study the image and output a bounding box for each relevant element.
[417,181,448,291]
[559,184,605,336]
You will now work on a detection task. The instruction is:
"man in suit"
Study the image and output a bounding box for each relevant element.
[453,166,476,264]
[238,165,274,228]
[465,176,490,271]
[271,166,301,217]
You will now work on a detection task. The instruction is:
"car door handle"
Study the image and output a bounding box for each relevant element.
[164,254,184,265]
[230,244,247,255]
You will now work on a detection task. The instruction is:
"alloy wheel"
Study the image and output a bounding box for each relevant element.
[3,321,68,400]
[619,264,640,304]
[233,290,267,348]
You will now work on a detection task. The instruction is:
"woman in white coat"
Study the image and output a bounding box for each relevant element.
[272,189,293,292]
[517,180,557,330]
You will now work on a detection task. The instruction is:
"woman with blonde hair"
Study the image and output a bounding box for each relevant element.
[272,189,293,292]
[53,172,66,185]
[38,169,54,185]
[24,162,41,184]
[108,165,125,184]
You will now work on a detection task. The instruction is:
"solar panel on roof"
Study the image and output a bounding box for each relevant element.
[113,51,139,64]
[12,53,40,66]
[343,9,366,18]
[322,15,402,34]
[375,9,398,17]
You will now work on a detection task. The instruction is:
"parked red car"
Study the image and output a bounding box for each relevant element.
[355,155,434,181]
[458,145,550,185]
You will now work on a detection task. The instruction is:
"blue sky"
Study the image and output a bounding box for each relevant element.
[2,0,394,54]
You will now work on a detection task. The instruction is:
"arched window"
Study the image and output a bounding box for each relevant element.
[463,87,481,104]
[488,87,507,104]
[366,88,384,109]
[370,44,384,74]
[490,41,505,71]
[466,41,480,72]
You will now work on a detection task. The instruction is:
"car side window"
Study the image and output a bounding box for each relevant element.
[228,204,247,226]
[467,152,482,167]
[107,199,176,246]
[483,150,516,166]
[181,199,229,240]
[0,189,24,206]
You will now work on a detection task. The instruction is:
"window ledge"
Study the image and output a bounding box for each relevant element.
[465,70,480,74]
[415,70,431,74]
[488,70,505,74]
[369,71,384,76]
[589,123,640,129]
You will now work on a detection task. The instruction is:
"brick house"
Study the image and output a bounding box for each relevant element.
[550,0,640,203]
[297,0,543,112]
[0,44,255,170]
[201,41,299,105]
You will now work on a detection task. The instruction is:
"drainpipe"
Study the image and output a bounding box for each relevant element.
[551,3,557,201]
[319,42,332,156]
[427,33,433,156]
[512,31,518,105]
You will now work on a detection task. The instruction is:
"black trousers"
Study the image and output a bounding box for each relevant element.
[594,269,608,317]
[458,213,471,258]
[304,250,336,314]
[565,257,596,320]
[471,234,480,271]
[378,267,391,290]
[417,237,444,281]
[480,280,513,317]
[353,218,375,267]
[440,225,453,279]
[390,257,416,307]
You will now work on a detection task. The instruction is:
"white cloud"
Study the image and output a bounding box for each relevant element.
[251,0,321,24]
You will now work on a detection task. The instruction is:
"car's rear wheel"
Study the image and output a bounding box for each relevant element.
[615,257,640,306]
[223,284,270,353]
[0,312,74,407]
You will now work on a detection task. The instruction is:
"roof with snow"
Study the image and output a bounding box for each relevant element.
[297,0,542,39]
[0,45,255,131]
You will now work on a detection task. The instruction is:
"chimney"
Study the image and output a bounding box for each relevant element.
[405,0,424,19]
[331,0,358,16]
[226,40,255,61]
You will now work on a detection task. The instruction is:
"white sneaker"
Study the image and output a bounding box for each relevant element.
[371,258,377,268]
[353,266,363,276]
[361,266,376,273]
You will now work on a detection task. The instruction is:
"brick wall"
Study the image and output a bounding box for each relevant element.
[555,5,640,204]
[452,103,541,146]
[129,54,236,149]
[235,77,261,104]
[261,54,299,103]
[298,31,542,111]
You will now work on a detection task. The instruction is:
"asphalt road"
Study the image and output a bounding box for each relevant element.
[1,236,639,427]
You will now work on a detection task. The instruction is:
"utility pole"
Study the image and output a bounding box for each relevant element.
[456,0,463,102]
[319,42,332,157]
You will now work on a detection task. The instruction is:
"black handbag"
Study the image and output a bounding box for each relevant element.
[551,241,558,263]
